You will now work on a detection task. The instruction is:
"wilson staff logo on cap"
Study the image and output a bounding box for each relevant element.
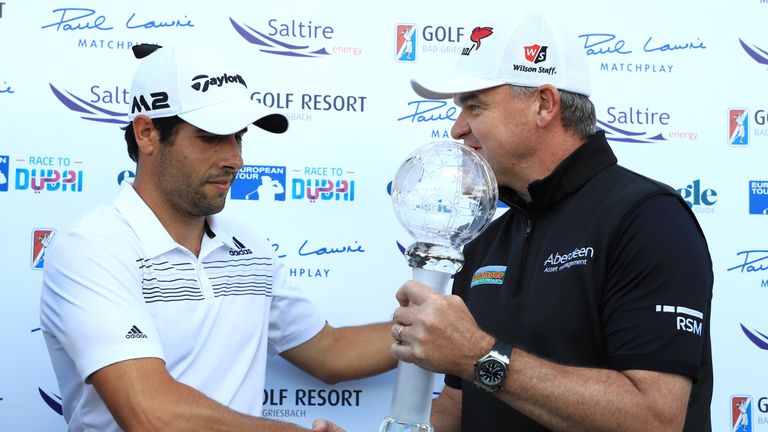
[128,43,287,135]
[411,13,591,99]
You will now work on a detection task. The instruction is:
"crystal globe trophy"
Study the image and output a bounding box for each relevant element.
[380,141,498,432]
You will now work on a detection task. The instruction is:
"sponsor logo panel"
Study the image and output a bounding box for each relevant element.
[40,7,194,50]
[230,17,361,57]
[31,229,56,270]
[579,32,706,74]
[676,179,717,214]
[396,24,416,62]
[11,155,85,193]
[598,106,698,143]
[750,181,768,215]
[0,154,9,192]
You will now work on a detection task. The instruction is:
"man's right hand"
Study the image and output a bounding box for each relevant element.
[311,419,345,432]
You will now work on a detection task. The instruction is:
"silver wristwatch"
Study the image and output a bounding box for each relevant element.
[473,339,512,392]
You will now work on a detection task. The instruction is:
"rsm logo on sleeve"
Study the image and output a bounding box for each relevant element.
[655,304,703,336]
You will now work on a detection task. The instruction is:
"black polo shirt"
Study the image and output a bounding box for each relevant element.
[446,131,713,431]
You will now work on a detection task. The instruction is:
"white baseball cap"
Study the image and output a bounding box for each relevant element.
[411,13,591,99]
[128,43,287,135]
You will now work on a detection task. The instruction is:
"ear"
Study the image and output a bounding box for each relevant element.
[133,115,157,156]
[535,84,560,129]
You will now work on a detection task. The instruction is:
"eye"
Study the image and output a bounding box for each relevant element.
[199,134,218,143]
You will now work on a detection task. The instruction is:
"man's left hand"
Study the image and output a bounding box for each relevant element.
[390,280,494,380]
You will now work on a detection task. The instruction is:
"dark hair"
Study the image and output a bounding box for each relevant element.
[122,116,185,162]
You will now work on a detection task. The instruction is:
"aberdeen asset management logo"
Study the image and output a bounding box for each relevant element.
[730,108,749,146]
[191,73,246,92]
[524,44,548,63]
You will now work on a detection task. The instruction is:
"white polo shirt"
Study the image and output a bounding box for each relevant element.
[40,183,325,432]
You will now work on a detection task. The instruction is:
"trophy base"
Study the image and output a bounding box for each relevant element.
[379,416,434,432]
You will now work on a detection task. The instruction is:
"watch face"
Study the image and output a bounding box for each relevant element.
[479,359,505,385]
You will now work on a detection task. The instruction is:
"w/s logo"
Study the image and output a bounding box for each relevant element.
[524,44,548,64]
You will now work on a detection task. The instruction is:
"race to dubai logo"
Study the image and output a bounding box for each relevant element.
[229,17,333,58]
[739,38,768,67]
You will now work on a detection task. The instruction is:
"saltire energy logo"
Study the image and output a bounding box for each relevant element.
[596,119,667,144]
[231,165,287,201]
[749,180,768,215]
[39,388,63,416]
[741,324,768,350]
[396,24,417,62]
[461,26,493,55]
[732,395,752,432]
[229,18,331,58]
[729,108,749,146]
[32,229,56,270]
[49,84,128,124]
[524,44,548,63]
[739,38,768,66]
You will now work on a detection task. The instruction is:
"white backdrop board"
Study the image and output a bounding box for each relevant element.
[1,1,767,430]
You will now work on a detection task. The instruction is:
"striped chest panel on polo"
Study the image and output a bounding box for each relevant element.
[137,244,273,304]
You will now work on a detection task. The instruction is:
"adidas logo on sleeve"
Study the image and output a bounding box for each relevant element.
[125,325,148,339]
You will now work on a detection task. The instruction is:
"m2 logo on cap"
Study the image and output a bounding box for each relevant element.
[524,44,548,64]
[131,92,170,114]
[461,27,493,56]
[470,265,506,287]
[190,73,246,92]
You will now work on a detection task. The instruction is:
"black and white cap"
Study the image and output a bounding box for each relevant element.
[127,43,287,135]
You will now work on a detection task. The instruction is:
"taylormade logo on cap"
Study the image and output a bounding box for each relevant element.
[411,13,591,100]
[191,73,246,92]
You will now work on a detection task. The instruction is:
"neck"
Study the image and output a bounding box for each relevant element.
[513,128,586,202]
[132,177,206,257]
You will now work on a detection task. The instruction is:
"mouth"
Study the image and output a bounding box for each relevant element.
[207,175,234,192]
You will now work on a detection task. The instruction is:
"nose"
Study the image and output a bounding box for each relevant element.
[451,110,470,140]
[219,135,244,172]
